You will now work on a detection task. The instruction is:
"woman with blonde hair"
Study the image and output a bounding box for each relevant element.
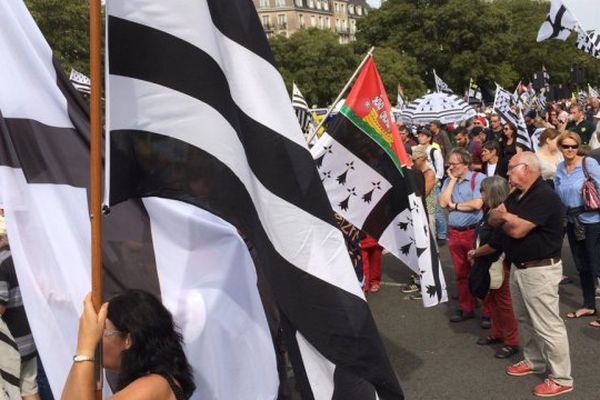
[555,131,600,325]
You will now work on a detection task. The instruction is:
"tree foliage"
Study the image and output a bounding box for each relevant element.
[25,0,90,74]
[270,29,425,106]
[357,0,600,93]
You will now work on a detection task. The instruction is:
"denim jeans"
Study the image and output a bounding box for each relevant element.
[565,221,600,309]
[434,183,447,239]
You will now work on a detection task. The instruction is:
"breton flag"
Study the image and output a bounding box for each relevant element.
[68,68,91,94]
[467,78,482,105]
[536,0,577,42]
[493,84,514,122]
[575,26,600,58]
[396,83,406,110]
[433,69,453,94]
[105,1,403,400]
[311,57,447,307]
[515,109,532,151]
[0,317,20,399]
[292,82,312,135]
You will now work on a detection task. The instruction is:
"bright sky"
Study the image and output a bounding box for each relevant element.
[366,0,600,31]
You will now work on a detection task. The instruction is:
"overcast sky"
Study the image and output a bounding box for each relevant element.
[366,0,600,31]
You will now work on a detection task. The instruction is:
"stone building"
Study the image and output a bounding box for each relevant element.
[253,0,370,43]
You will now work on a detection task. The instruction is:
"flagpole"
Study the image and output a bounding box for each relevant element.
[90,0,103,398]
[305,46,375,145]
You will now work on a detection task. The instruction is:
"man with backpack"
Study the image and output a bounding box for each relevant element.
[439,148,485,323]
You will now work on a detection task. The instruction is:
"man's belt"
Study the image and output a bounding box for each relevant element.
[448,224,477,232]
[515,257,560,270]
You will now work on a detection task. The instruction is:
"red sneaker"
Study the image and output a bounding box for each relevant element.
[506,360,537,376]
[533,379,573,397]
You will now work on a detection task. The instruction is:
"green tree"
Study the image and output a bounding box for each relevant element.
[270,29,359,106]
[371,47,426,101]
[25,0,90,74]
[357,0,600,92]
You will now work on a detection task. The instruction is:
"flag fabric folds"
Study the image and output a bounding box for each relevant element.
[311,57,447,307]
[69,68,91,94]
[493,85,531,151]
[433,69,453,94]
[400,92,476,125]
[536,0,577,42]
[589,84,600,99]
[105,1,403,399]
[575,26,600,59]
[396,83,406,110]
[467,78,482,105]
[292,82,312,135]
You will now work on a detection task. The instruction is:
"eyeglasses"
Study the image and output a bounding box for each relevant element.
[561,144,579,150]
[503,127,511,131]
[103,329,123,337]
[508,162,527,171]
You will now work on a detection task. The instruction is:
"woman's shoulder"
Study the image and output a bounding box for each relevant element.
[109,374,174,400]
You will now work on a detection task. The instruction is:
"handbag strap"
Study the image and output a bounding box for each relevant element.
[582,156,591,180]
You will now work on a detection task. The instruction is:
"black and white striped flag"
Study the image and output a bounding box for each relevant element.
[68,68,91,94]
[433,69,453,94]
[493,84,514,121]
[575,26,600,58]
[515,109,532,151]
[292,82,312,135]
[105,1,403,400]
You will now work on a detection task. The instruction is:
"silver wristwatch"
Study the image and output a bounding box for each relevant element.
[73,354,95,363]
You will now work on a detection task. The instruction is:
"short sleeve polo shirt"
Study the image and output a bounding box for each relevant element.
[503,177,565,264]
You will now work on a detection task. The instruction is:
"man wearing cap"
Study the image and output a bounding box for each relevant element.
[566,104,595,144]
[439,148,485,322]
[488,152,572,397]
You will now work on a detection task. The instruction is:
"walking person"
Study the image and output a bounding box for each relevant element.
[554,132,600,322]
[439,148,485,323]
[489,152,573,397]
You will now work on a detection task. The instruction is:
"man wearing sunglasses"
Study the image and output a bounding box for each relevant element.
[488,152,572,397]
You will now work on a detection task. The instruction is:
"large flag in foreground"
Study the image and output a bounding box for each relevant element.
[105,1,403,399]
[311,57,447,307]
[2,2,281,399]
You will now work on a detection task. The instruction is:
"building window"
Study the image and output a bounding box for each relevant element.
[311,15,316,26]
[323,1,329,11]
[262,15,270,28]
[260,0,270,7]
[340,3,344,13]
[295,0,303,6]
[356,6,362,15]
[276,0,285,6]
[299,14,305,28]
[277,14,287,28]
[335,2,339,13]
[308,0,314,8]
[326,17,330,28]
[348,5,354,14]
[316,1,321,10]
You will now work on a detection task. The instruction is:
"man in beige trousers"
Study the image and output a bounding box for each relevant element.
[488,152,573,397]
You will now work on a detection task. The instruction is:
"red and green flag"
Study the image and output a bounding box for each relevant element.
[340,57,411,168]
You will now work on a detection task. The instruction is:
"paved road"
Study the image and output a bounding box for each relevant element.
[368,240,600,400]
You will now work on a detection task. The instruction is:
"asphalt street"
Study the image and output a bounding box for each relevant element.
[368,240,600,400]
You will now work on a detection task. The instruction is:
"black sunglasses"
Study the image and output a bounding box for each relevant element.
[561,144,579,150]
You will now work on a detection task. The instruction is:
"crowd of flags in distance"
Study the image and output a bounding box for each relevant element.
[537,0,600,59]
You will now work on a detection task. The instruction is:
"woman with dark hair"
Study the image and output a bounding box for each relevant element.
[499,122,518,161]
[61,291,195,400]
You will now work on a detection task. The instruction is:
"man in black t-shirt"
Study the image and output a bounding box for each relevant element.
[488,152,573,398]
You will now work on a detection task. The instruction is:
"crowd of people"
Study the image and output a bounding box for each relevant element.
[386,95,600,397]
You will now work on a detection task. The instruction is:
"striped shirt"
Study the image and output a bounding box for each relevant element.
[0,248,36,360]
